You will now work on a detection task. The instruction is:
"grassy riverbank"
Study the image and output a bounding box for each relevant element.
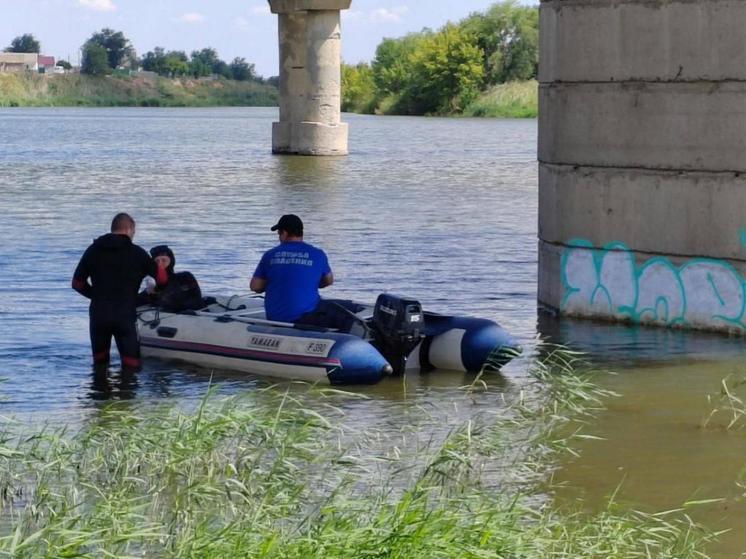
[0,73,535,116]
[463,80,538,118]
[0,73,278,108]
[0,350,712,557]
[341,79,538,118]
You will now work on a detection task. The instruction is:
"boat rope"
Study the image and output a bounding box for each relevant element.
[137,307,161,327]
[215,293,263,312]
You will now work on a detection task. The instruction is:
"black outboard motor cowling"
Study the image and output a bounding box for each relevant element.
[371,293,424,375]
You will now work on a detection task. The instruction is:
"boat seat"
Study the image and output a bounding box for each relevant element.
[295,299,365,334]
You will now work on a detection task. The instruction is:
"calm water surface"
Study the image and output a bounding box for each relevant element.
[1,107,746,556]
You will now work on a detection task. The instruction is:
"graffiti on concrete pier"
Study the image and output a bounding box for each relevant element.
[561,239,746,330]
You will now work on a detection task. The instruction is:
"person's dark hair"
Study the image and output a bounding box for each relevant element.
[111,212,135,233]
[150,244,176,274]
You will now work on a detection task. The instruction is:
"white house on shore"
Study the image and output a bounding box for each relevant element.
[0,53,39,72]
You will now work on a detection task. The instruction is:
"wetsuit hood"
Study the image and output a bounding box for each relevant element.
[150,244,176,275]
[93,233,133,250]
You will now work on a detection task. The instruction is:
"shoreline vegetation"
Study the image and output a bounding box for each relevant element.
[0,72,538,117]
[341,1,539,118]
[1,1,539,117]
[463,80,537,118]
[0,350,713,557]
[0,73,279,108]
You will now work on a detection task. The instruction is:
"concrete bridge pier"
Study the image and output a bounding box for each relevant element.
[538,0,746,334]
[268,0,350,155]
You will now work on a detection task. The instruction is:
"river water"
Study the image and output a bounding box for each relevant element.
[1,107,745,556]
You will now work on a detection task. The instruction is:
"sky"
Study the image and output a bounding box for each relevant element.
[1,0,536,78]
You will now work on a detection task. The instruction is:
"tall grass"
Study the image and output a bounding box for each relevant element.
[0,349,713,557]
[702,375,746,430]
[0,73,278,108]
[462,80,538,118]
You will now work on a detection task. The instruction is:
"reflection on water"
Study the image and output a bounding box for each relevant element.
[538,312,746,557]
[537,309,746,366]
[272,154,346,189]
[548,358,746,558]
[88,369,138,401]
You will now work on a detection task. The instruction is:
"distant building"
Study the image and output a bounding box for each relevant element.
[0,53,38,72]
[37,55,55,73]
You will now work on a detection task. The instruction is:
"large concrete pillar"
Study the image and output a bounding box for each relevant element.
[268,0,350,155]
[538,0,746,333]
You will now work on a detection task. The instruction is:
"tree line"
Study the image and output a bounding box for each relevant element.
[6,1,536,112]
[342,0,538,116]
[4,31,270,83]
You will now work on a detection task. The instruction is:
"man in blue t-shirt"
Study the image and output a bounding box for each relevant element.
[250,214,334,322]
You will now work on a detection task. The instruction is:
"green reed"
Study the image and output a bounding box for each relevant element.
[0,349,713,558]
[702,375,746,431]
[462,80,538,118]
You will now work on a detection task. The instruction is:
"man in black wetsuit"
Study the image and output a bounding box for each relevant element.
[72,213,167,370]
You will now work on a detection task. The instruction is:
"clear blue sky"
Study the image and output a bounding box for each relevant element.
[2,0,537,78]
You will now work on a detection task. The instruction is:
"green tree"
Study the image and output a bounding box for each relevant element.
[341,62,376,113]
[142,48,190,76]
[141,47,167,74]
[406,24,484,114]
[230,57,255,81]
[189,48,224,77]
[56,60,72,70]
[189,58,210,78]
[213,60,232,79]
[5,33,41,53]
[163,51,189,76]
[81,43,111,76]
[462,1,538,84]
[85,28,135,70]
[371,32,425,96]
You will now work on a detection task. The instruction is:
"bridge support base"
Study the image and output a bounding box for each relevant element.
[269,0,351,156]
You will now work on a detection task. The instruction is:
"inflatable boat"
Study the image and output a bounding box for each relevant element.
[137,294,519,385]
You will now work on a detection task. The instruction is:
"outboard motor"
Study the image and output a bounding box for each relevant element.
[371,293,424,375]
